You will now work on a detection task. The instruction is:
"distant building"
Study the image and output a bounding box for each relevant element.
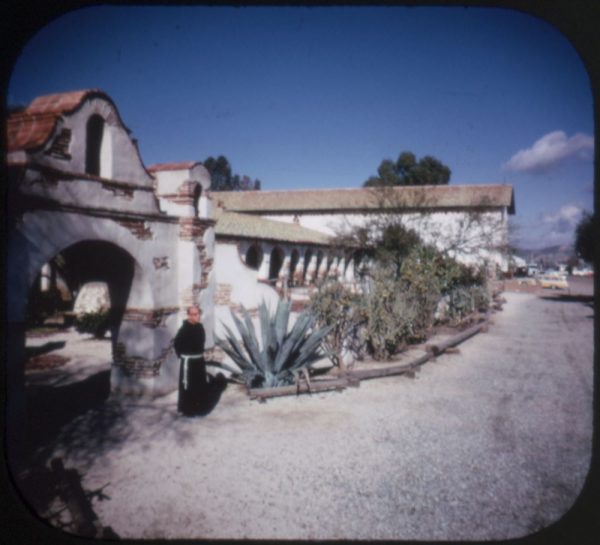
[210,184,515,332]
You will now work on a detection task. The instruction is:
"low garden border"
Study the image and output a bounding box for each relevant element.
[246,307,498,403]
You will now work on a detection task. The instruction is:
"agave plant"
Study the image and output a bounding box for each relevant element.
[216,299,332,389]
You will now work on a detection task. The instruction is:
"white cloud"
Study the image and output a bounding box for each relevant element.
[514,204,586,249]
[504,130,594,173]
[540,204,584,234]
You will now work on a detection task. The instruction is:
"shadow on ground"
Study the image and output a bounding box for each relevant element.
[25,341,67,359]
[16,365,228,538]
[24,371,228,469]
[25,369,113,456]
[188,371,228,416]
[540,293,594,308]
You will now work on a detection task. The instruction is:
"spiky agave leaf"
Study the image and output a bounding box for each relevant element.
[294,323,334,369]
[233,305,266,375]
[217,300,332,389]
[258,300,279,364]
[273,312,317,375]
[219,310,268,386]
[273,299,291,346]
[215,324,263,386]
[216,322,253,371]
[241,304,276,381]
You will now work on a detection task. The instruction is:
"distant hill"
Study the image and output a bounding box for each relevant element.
[513,244,575,265]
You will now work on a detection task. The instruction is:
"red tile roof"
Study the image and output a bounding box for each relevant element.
[215,185,515,214]
[6,89,113,152]
[214,208,330,245]
[147,161,201,172]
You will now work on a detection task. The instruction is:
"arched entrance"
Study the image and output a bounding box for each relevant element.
[56,240,134,344]
[303,249,313,284]
[14,238,139,468]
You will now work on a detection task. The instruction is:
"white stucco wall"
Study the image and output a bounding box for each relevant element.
[153,164,212,217]
[213,241,280,338]
[8,205,220,396]
[261,208,509,271]
[17,96,162,217]
[29,96,155,187]
[19,167,161,216]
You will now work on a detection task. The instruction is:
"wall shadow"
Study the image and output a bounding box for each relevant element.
[25,369,112,456]
[25,341,67,359]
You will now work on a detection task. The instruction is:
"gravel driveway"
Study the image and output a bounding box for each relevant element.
[21,286,594,540]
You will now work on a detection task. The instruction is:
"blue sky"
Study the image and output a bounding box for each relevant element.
[8,5,594,250]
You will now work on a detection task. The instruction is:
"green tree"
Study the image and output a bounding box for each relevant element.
[575,212,595,263]
[364,151,451,187]
[202,155,261,191]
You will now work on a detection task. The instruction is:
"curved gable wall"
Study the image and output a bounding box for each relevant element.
[27,95,154,187]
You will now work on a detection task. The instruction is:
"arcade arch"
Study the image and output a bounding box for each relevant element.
[244,243,263,270]
[303,248,313,283]
[269,247,284,283]
[288,249,300,285]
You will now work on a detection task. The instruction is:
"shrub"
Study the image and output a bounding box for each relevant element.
[75,310,109,338]
[308,280,367,369]
[361,244,488,359]
[363,270,438,360]
[216,299,332,389]
[445,285,490,325]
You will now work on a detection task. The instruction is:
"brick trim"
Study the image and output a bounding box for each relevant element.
[122,307,179,328]
[152,256,170,270]
[178,217,208,240]
[114,340,174,378]
[115,218,153,240]
[215,283,232,305]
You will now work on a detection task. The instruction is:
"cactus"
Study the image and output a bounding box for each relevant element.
[216,299,332,389]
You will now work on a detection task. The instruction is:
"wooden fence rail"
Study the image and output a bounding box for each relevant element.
[246,311,493,402]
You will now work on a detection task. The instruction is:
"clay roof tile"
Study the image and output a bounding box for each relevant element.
[6,89,110,153]
[215,185,515,214]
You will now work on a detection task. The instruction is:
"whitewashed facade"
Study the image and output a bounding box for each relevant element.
[7,91,215,398]
[6,88,515,404]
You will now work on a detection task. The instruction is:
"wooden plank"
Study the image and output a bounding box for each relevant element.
[346,353,431,381]
[426,319,488,356]
[248,378,349,400]
[247,312,491,398]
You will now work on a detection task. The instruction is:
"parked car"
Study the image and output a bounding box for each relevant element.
[538,273,569,290]
[572,267,594,277]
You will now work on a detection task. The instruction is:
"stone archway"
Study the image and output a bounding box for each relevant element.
[6,220,150,466]
[52,240,135,345]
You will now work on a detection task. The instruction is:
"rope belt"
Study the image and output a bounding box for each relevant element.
[180,353,204,390]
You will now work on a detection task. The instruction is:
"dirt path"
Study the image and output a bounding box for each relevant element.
[17,285,593,541]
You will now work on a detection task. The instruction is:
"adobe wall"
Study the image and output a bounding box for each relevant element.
[7,92,216,398]
[261,209,509,271]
